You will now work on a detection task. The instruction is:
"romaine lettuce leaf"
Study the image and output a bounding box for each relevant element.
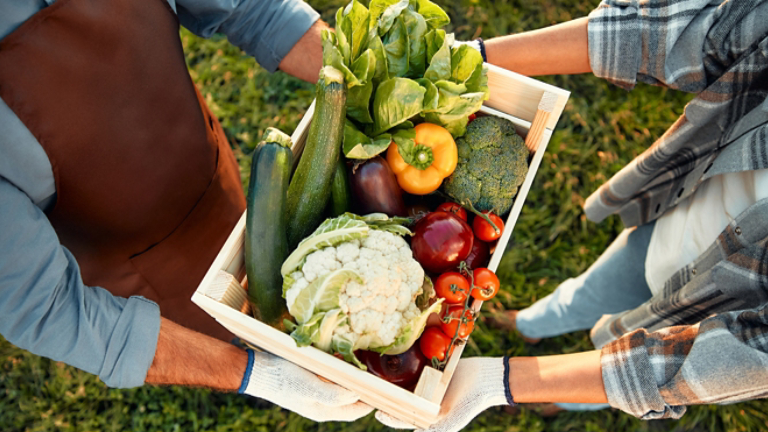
[371,77,425,135]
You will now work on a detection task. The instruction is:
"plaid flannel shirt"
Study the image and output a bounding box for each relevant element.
[582,0,768,420]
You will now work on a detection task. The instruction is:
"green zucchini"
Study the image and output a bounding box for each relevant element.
[245,128,294,329]
[286,66,347,248]
[327,158,352,217]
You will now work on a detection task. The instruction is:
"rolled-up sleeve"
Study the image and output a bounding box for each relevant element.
[0,178,161,388]
[587,0,768,91]
[176,0,320,72]
[600,307,768,420]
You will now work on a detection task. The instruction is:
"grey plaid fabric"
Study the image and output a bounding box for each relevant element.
[580,0,768,420]
[584,0,768,227]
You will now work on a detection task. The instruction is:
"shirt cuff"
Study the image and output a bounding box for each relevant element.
[587,0,642,90]
[245,0,320,73]
[98,296,161,388]
[600,330,687,420]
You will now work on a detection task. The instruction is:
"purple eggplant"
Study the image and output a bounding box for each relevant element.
[350,157,407,217]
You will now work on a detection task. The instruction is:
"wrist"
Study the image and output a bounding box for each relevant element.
[238,349,256,394]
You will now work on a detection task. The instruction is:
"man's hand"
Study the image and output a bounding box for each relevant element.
[375,357,513,432]
[239,349,373,422]
[145,318,372,422]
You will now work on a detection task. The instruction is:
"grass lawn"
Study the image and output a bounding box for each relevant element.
[2,0,768,431]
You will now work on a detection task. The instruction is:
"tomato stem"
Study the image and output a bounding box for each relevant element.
[460,200,500,233]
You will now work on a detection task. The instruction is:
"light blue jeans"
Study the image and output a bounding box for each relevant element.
[516,222,655,411]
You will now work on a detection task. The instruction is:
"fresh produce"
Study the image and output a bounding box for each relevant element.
[245,128,294,329]
[357,345,428,389]
[436,202,467,221]
[461,235,490,270]
[419,326,453,362]
[470,267,500,301]
[328,158,352,217]
[323,0,489,163]
[281,213,443,369]
[434,272,469,305]
[472,211,504,242]
[443,115,529,215]
[411,211,474,273]
[349,156,407,216]
[386,123,457,195]
[286,66,347,249]
[440,305,474,339]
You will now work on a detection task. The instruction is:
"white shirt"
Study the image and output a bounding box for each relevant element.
[645,169,768,295]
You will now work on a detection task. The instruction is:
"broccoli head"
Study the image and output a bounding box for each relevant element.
[443,115,529,215]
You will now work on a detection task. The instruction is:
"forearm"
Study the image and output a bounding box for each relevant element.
[145,317,247,391]
[278,20,328,83]
[485,17,591,77]
[509,350,607,404]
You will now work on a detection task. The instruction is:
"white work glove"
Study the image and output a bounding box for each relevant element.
[238,349,374,422]
[375,357,513,432]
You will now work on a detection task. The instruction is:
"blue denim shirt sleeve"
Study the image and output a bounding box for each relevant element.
[0,178,161,388]
[176,0,320,72]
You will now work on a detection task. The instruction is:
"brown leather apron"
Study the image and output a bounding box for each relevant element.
[0,0,245,340]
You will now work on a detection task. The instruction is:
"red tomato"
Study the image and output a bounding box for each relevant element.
[470,268,500,301]
[436,202,468,221]
[440,305,475,339]
[467,113,477,122]
[419,327,453,362]
[472,211,504,242]
[434,272,470,304]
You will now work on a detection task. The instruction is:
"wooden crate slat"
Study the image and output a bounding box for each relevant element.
[485,64,569,132]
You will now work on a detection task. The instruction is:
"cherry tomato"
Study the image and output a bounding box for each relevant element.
[440,305,475,339]
[470,268,500,301]
[434,272,470,304]
[419,327,453,362]
[436,202,468,221]
[467,113,477,122]
[472,211,504,242]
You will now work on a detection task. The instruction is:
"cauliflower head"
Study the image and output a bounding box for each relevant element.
[443,115,529,215]
[281,213,442,369]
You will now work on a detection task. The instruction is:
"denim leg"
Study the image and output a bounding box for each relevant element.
[516,221,655,339]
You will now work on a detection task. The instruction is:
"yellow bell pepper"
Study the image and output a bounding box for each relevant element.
[386,123,458,195]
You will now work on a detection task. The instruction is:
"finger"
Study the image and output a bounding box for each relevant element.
[290,401,374,423]
[326,401,375,422]
[374,410,418,430]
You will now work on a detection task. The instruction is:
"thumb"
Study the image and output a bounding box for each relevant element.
[375,410,418,430]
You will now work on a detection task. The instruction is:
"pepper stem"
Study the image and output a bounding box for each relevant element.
[409,145,434,170]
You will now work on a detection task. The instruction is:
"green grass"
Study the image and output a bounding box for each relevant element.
[2,0,768,431]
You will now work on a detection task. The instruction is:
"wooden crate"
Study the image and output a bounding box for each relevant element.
[192,63,569,428]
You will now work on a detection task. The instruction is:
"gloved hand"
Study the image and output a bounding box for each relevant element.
[239,349,374,422]
[375,357,513,432]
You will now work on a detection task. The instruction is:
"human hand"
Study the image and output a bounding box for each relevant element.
[375,357,513,432]
[239,349,373,422]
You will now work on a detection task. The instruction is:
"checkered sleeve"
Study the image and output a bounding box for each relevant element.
[601,307,768,419]
[587,0,768,91]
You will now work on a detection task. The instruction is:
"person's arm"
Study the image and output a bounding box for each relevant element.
[0,178,161,388]
[176,0,324,82]
[508,350,607,404]
[485,0,768,92]
[144,317,246,390]
[484,17,591,77]
[277,19,327,83]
